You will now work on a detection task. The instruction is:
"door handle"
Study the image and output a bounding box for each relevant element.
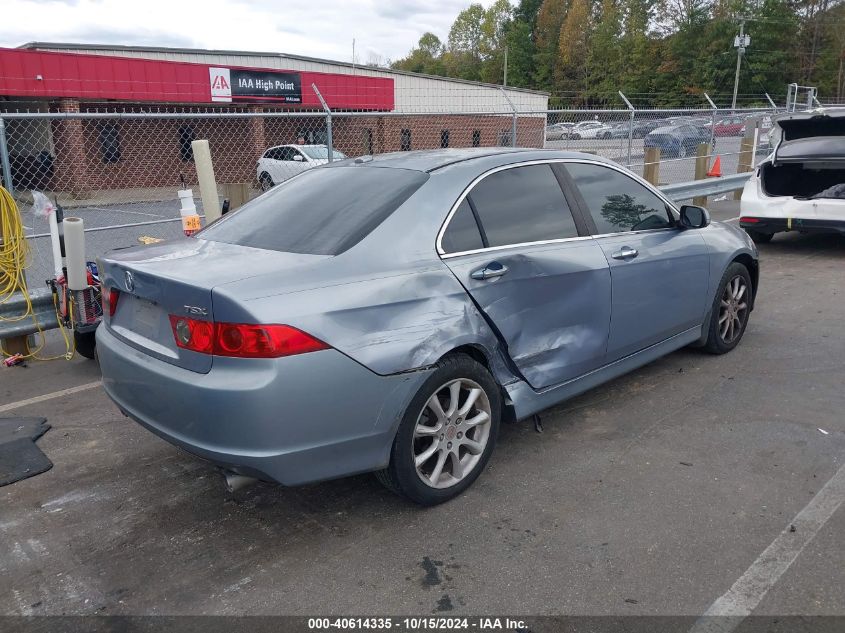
[470,262,509,280]
[611,247,639,260]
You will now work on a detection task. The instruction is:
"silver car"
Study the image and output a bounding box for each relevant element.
[97,148,759,505]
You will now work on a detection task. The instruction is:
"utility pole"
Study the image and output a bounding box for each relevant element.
[732,20,750,111]
[503,46,508,87]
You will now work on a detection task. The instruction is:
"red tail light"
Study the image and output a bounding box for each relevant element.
[740,217,760,224]
[102,287,120,318]
[168,316,328,358]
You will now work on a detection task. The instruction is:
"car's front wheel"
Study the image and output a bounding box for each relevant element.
[376,354,501,506]
[704,262,752,354]
[258,172,274,192]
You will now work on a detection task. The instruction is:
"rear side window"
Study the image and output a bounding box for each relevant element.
[566,162,673,234]
[441,199,484,254]
[199,166,428,255]
[467,164,578,247]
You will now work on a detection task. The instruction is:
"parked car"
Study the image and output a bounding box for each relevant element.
[601,120,662,139]
[97,148,758,505]
[569,121,611,139]
[256,144,347,190]
[714,117,745,137]
[644,124,713,158]
[740,109,845,243]
[545,123,574,140]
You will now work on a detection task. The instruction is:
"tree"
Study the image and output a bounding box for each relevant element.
[534,0,568,91]
[556,0,593,94]
[392,33,445,75]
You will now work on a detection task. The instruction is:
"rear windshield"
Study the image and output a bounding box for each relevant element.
[199,166,428,255]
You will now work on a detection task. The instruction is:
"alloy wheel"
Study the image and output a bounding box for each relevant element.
[719,275,749,344]
[412,379,492,489]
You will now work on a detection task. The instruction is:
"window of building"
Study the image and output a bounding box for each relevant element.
[467,164,578,248]
[99,124,122,163]
[440,130,450,148]
[400,129,412,151]
[565,163,673,234]
[178,125,195,162]
[472,130,481,147]
[363,128,374,155]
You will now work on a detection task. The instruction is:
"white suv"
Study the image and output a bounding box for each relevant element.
[740,109,845,243]
[257,144,347,190]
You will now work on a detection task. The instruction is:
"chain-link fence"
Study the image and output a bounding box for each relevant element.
[0,96,793,287]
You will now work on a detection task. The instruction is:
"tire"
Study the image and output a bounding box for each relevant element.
[258,172,274,192]
[570,133,581,140]
[375,354,501,506]
[74,330,97,360]
[745,229,773,244]
[703,262,753,354]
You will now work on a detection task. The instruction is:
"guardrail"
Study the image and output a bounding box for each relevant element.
[660,172,752,202]
[0,287,58,340]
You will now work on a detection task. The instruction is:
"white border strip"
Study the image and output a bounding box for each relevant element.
[0,381,102,414]
[691,460,845,632]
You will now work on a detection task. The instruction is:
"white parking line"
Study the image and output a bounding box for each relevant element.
[690,460,845,633]
[0,381,103,414]
[724,217,739,223]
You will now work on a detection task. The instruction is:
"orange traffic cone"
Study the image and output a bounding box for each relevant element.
[707,155,722,178]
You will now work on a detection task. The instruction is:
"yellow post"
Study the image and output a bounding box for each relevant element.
[643,147,660,186]
[693,143,710,207]
[735,137,754,201]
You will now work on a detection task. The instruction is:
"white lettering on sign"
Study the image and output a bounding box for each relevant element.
[209,67,232,102]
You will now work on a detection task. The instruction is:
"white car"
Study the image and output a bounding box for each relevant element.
[740,109,845,243]
[568,121,611,140]
[256,144,347,190]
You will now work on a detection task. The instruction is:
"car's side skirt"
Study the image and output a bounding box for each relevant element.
[505,326,702,421]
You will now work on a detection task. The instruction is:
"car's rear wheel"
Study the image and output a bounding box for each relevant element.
[745,229,773,244]
[259,172,274,192]
[704,262,752,354]
[570,133,581,140]
[376,355,501,506]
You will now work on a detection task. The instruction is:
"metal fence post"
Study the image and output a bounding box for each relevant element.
[0,117,14,196]
[704,93,718,152]
[311,83,333,161]
[499,87,517,147]
[619,91,635,167]
[764,93,777,110]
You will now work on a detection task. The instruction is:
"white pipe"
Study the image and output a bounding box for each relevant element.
[47,206,63,279]
[191,140,220,224]
[63,217,87,291]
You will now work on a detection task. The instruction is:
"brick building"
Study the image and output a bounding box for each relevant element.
[0,43,548,196]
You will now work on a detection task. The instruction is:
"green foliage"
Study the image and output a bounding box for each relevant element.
[390,0,843,104]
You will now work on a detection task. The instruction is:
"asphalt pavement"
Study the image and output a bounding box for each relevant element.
[1,202,843,619]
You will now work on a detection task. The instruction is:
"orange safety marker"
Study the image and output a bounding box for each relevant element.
[707,155,722,178]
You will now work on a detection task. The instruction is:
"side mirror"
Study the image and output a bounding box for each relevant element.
[679,205,711,229]
[292,154,304,162]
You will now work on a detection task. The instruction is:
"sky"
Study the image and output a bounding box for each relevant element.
[2,0,496,64]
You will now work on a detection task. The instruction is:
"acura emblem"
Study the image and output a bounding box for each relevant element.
[124,270,135,292]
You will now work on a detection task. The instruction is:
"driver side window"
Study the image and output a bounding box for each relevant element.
[565,162,674,234]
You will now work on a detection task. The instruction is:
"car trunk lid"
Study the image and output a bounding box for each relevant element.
[99,238,329,373]
[774,110,845,165]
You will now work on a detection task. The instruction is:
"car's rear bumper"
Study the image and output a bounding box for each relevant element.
[740,216,845,235]
[96,325,430,486]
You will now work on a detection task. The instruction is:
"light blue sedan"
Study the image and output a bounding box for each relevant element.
[97,148,759,505]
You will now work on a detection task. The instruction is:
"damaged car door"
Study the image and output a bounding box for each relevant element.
[438,162,611,390]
